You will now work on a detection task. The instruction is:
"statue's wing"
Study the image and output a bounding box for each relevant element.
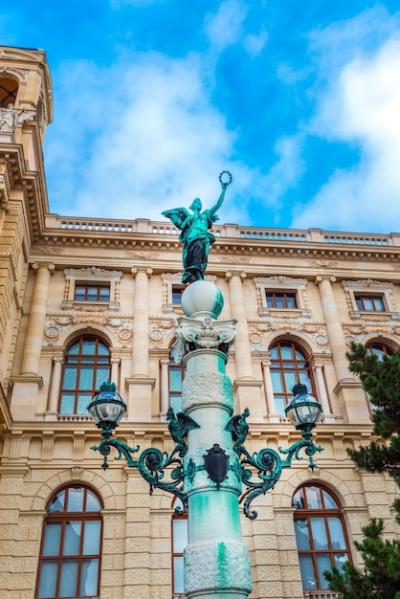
[161,207,190,230]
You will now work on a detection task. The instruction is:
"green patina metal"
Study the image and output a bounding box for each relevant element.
[226,408,324,519]
[162,171,232,283]
[90,406,199,513]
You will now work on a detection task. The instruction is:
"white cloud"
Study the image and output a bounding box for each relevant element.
[46,52,259,224]
[205,0,247,52]
[294,15,400,232]
[244,29,268,57]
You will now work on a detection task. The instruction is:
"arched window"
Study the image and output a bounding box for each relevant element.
[36,485,102,599]
[169,360,184,414]
[171,499,187,595]
[366,341,393,360]
[60,335,110,415]
[270,340,315,415]
[293,484,351,591]
[0,76,18,107]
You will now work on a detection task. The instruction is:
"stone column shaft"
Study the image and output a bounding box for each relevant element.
[314,363,334,423]
[261,359,280,422]
[21,263,54,375]
[316,276,351,383]
[131,268,152,377]
[48,355,63,414]
[111,357,120,386]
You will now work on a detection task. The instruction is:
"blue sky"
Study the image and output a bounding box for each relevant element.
[2,1,400,232]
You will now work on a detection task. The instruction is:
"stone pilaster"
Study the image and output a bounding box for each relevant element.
[126,268,155,421]
[45,353,63,420]
[316,276,368,423]
[226,272,263,416]
[11,262,54,420]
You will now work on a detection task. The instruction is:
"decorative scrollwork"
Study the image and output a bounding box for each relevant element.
[226,408,324,519]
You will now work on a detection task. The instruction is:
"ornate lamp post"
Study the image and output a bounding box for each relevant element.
[88,172,324,598]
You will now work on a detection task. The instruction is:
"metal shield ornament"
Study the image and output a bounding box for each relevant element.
[203,444,229,489]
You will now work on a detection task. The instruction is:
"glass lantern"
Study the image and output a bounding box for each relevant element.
[285,383,322,436]
[87,380,126,436]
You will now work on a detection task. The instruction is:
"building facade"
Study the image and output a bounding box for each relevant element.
[0,46,399,599]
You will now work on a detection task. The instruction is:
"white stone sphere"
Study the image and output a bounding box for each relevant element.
[181,280,224,319]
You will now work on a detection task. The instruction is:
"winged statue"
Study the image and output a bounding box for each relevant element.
[162,171,232,283]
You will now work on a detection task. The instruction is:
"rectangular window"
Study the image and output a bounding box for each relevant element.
[355,294,385,312]
[266,291,297,309]
[172,285,185,305]
[74,282,111,302]
[169,365,183,414]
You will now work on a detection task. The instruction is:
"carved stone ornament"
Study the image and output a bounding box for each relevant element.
[182,371,233,412]
[0,108,36,133]
[171,316,236,364]
[184,539,252,593]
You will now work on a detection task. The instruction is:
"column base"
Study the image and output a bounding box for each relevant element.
[125,376,155,421]
[10,375,43,420]
[233,379,264,418]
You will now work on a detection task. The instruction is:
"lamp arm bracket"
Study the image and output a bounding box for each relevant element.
[91,437,188,513]
[226,409,324,519]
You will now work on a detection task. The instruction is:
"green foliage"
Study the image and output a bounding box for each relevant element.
[326,519,400,599]
[346,342,400,522]
[327,343,400,597]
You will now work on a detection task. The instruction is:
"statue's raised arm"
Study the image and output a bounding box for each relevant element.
[161,171,233,284]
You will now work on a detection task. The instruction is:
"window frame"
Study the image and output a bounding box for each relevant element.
[168,361,184,414]
[270,340,316,415]
[354,293,386,313]
[171,285,185,306]
[74,281,111,302]
[35,485,103,599]
[265,289,298,309]
[293,483,352,592]
[59,335,111,416]
[0,76,18,108]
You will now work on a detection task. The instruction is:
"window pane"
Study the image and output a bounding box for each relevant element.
[87,287,97,300]
[271,370,283,393]
[49,490,65,512]
[75,287,86,300]
[317,554,331,589]
[327,517,346,550]
[299,371,312,390]
[77,394,91,415]
[38,561,58,598]
[292,489,305,509]
[80,559,99,596]
[170,394,183,414]
[295,347,306,360]
[68,341,80,355]
[67,487,84,512]
[99,287,110,300]
[173,556,185,593]
[60,394,74,415]
[287,295,296,308]
[374,297,384,311]
[275,296,285,308]
[63,521,81,555]
[59,560,78,597]
[310,517,328,550]
[270,346,278,359]
[334,553,348,572]
[363,298,373,311]
[170,368,182,392]
[356,298,363,310]
[306,486,322,509]
[266,294,273,308]
[173,518,188,553]
[83,520,101,555]
[63,367,77,390]
[86,490,101,512]
[294,519,310,550]
[299,555,316,590]
[97,341,109,356]
[280,344,293,359]
[284,370,297,392]
[96,367,109,389]
[322,490,338,510]
[79,367,94,390]
[43,522,62,556]
[274,395,286,416]
[82,339,96,354]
